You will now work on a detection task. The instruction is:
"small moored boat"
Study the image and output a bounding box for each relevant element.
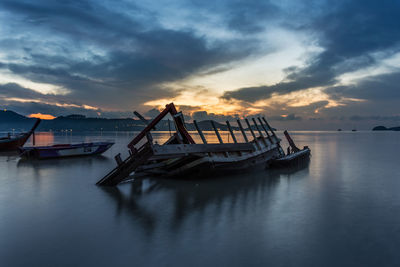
[20,141,114,159]
[0,119,41,151]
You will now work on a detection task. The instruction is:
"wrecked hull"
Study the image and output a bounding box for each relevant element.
[96,102,307,186]
[135,145,282,179]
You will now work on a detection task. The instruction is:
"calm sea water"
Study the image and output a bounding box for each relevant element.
[1,131,400,267]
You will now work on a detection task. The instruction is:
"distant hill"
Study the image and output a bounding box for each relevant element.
[372,126,400,131]
[0,110,276,132]
[0,110,29,123]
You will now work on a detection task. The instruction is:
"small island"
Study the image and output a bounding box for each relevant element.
[372,126,400,131]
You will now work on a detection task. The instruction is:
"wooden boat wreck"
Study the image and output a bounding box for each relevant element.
[0,119,41,151]
[97,103,309,186]
[19,141,114,159]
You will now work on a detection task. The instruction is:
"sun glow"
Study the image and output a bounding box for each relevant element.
[29,113,56,120]
[143,90,246,116]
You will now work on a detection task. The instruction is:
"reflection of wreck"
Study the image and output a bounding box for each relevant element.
[97,103,306,186]
[102,160,310,235]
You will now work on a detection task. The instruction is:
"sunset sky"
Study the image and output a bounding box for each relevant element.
[0,0,400,129]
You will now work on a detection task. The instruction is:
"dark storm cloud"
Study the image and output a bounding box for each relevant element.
[223,0,400,102]
[189,0,279,34]
[223,70,336,102]
[326,72,400,100]
[0,83,52,100]
[0,0,253,110]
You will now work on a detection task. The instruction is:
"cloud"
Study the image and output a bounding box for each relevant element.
[0,0,254,110]
[326,72,400,100]
[222,0,400,103]
[1,0,400,128]
[191,110,239,122]
[144,108,160,118]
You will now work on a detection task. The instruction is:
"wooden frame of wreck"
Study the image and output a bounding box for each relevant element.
[97,103,285,186]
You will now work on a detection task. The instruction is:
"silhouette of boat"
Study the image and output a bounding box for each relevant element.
[19,141,114,159]
[0,119,41,151]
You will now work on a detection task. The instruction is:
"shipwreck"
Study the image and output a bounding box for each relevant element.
[97,103,310,186]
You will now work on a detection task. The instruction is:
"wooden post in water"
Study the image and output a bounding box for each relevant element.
[226,121,237,143]
[194,120,207,144]
[211,121,223,144]
[237,120,249,143]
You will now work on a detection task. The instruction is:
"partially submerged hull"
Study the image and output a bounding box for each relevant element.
[269,147,311,168]
[134,138,282,179]
[20,142,114,159]
[96,103,295,186]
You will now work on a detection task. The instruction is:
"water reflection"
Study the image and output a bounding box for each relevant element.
[102,160,310,236]
[26,131,55,146]
[17,155,109,168]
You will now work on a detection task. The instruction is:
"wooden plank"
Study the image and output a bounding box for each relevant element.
[252,118,264,137]
[258,117,272,141]
[194,120,207,144]
[128,103,195,151]
[252,118,269,146]
[226,121,237,143]
[151,143,255,155]
[134,111,156,130]
[245,118,257,140]
[211,120,223,144]
[258,117,273,144]
[115,153,123,166]
[237,120,249,142]
[262,117,277,138]
[97,143,154,186]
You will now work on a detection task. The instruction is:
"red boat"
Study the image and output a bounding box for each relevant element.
[0,119,41,151]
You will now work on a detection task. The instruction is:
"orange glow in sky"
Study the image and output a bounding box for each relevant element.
[28,113,56,120]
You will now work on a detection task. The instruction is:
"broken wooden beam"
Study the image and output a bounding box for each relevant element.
[258,117,273,142]
[237,120,249,143]
[211,120,223,144]
[226,121,237,144]
[245,118,257,141]
[151,143,255,156]
[97,143,154,186]
[134,111,156,130]
[193,120,207,144]
[252,118,264,138]
[262,117,277,138]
